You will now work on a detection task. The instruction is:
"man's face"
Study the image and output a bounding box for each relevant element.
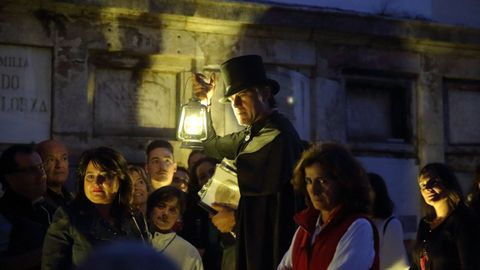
[6,152,47,201]
[39,142,69,187]
[228,88,268,126]
[146,148,177,190]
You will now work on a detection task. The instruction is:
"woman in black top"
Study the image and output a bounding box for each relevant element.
[411,163,480,270]
[42,147,149,269]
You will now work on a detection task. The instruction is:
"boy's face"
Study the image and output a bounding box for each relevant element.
[150,197,180,232]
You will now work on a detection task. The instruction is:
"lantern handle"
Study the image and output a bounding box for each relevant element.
[193,72,216,105]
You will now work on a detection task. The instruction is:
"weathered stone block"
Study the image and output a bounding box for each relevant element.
[93,68,177,136]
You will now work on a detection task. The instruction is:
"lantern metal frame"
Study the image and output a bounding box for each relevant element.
[176,97,209,149]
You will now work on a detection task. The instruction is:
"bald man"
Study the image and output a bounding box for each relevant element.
[37,140,73,208]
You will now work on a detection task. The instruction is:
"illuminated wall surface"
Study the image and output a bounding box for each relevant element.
[1,0,480,238]
[238,0,480,29]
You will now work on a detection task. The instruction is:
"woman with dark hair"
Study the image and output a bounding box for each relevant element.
[411,163,480,270]
[42,147,149,269]
[148,186,203,270]
[278,143,379,270]
[368,172,409,270]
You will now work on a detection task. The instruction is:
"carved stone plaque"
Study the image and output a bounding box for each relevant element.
[94,69,177,137]
[0,45,51,143]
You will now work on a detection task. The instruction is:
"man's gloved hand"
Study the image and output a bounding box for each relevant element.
[192,72,216,105]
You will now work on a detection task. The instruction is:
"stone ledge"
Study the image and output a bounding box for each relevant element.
[2,0,480,50]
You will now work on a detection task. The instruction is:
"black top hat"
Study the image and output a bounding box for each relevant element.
[219,55,279,103]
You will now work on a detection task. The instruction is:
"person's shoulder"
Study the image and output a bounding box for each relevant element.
[351,216,373,226]
[175,235,202,257]
[51,205,73,223]
[452,203,480,228]
[343,217,374,240]
[55,202,90,225]
[380,216,404,235]
[267,112,294,129]
[387,216,403,228]
[129,208,144,220]
[175,235,198,249]
[269,112,302,140]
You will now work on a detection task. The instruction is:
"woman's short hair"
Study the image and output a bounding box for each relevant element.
[128,165,152,193]
[419,163,463,219]
[292,143,371,214]
[368,172,394,219]
[75,147,132,213]
[147,186,186,217]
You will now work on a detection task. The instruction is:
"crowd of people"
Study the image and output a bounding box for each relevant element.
[0,55,479,270]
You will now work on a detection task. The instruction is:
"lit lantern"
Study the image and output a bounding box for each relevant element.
[177,98,208,149]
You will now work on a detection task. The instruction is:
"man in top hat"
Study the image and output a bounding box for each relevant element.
[193,55,303,270]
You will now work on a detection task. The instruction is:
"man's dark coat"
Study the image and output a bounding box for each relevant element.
[203,111,303,270]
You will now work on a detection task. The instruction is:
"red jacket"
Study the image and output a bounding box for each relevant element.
[291,208,379,270]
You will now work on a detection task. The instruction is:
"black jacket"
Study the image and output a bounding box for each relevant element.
[0,190,55,269]
[41,203,148,269]
[44,187,73,210]
[411,203,480,270]
[203,111,303,270]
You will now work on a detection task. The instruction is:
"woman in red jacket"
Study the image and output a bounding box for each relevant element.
[278,143,379,270]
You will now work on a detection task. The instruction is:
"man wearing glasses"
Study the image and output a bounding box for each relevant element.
[0,144,55,269]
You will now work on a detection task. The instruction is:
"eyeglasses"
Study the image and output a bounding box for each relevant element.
[419,177,442,190]
[9,163,46,175]
[85,171,118,183]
